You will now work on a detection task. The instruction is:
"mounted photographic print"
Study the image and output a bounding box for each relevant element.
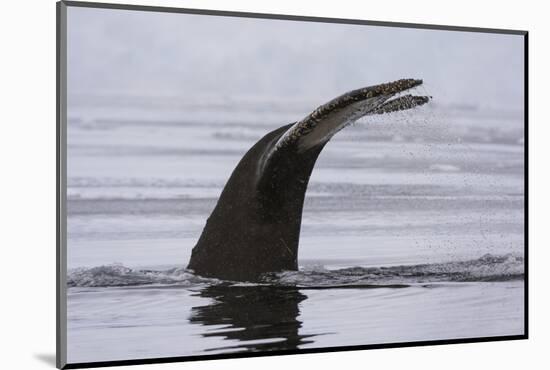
[56,1,528,368]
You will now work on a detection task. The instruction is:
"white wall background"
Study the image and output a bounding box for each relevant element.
[0,0,545,369]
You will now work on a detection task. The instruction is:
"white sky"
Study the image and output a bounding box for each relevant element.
[68,7,524,109]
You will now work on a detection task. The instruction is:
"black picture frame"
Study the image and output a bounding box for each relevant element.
[56,1,528,368]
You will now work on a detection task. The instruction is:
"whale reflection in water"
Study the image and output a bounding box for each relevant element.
[189,285,317,352]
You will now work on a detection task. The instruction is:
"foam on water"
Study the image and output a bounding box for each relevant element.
[67,253,523,288]
[268,253,524,287]
[67,265,218,287]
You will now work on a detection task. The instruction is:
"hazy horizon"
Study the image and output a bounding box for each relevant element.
[67,7,524,111]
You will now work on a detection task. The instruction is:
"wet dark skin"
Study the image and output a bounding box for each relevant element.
[188,79,430,281]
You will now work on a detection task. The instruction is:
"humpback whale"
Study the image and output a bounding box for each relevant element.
[188,79,430,281]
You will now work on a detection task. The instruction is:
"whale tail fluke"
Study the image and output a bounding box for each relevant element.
[371,94,431,115]
[188,78,431,281]
[272,79,430,155]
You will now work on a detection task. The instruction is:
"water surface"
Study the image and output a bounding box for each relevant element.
[66,94,524,363]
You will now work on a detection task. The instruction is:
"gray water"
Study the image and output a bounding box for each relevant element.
[65,93,524,363]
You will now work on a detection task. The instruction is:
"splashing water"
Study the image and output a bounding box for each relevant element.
[67,253,523,288]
